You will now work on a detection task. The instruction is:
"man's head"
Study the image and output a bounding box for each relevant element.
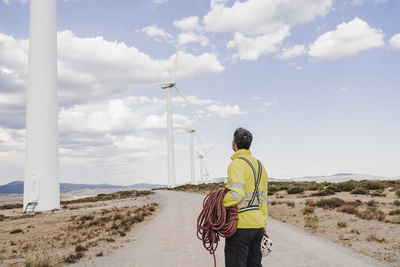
[232,127,252,152]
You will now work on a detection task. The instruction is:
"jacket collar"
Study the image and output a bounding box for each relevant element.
[231,149,251,160]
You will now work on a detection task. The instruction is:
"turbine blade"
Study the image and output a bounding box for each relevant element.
[136,81,173,88]
[174,85,199,121]
[172,42,180,82]
[195,131,207,155]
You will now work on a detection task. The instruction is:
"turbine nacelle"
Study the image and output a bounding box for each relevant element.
[161,82,176,89]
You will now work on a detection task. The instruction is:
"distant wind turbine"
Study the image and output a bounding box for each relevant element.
[139,44,196,188]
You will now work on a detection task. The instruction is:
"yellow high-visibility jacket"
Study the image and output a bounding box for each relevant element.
[223,149,268,229]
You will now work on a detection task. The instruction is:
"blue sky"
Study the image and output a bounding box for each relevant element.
[0,0,399,186]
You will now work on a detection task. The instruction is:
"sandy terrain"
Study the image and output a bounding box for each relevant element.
[268,189,400,265]
[74,190,388,267]
[0,190,159,266]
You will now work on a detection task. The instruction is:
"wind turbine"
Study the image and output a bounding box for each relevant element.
[140,44,196,188]
[24,0,59,212]
[195,142,213,184]
[175,127,197,185]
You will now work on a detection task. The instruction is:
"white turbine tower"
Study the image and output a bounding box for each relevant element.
[195,151,205,184]
[24,0,59,212]
[195,145,212,184]
[140,44,195,188]
[176,127,196,184]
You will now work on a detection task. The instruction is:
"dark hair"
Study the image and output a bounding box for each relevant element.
[233,127,252,150]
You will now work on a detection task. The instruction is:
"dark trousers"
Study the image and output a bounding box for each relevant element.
[225,228,264,267]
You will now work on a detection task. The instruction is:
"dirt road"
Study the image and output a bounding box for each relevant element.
[74,190,389,267]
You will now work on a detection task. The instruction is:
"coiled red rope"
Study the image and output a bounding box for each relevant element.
[197,188,238,267]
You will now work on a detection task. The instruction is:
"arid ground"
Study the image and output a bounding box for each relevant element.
[0,190,160,266]
[173,180,400,266]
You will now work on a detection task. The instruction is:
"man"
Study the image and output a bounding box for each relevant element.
[223,127,268,267]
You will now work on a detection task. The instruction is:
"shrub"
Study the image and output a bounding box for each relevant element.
[370,191,386,197]
[64,252,84,263]
[361,181,385,191]
[25,254,52,267]
[75,245,87,253]
[286,201,295,207]
[316,198,345,209]
[303,206,315,215]
[80,215,94,221]
[287,186,304,194]
[351,188,368,195]
[310,189,335,197]
[389,209,400,216]
[10,228,23,234]
[367,200,377,207]
[304,199,315,207]
[304,215,319,230]
[340,204,359,215]
[396,190,400,198]
[326,185,341,192]
[394,200,400,206]
[337,222,347,228]
[336,181,356,192]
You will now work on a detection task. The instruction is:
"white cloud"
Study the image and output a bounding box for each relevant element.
[0,30,224,108]
[389,33,400,50]
[178,32,210,47]
[309,17,385,60]
[340,87,348,92]
[140,113,193,130]
[172,51,224,77]
[202,0,332,61]
[2,0,28,4]
[174,16,202,32]
[207,104,245,118]
[352,0,388,6]
[279,45,307,59]
[153,0,168,3]
[251,96,260,100]
[172,95,216,106]
[142,24,172,41]
[203,0,332,36]
[227,28,290,60]
[257,101,277,112]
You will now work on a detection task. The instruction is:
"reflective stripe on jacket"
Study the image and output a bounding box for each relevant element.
[223,149,268,228]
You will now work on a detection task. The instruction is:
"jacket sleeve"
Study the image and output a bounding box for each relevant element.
[223,161,246,207]
[260,166,268,227]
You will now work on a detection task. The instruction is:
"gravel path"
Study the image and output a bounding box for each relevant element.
[74,190,390,267]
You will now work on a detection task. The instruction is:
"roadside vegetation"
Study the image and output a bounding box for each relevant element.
[172,179,400,265]
[0,189,158,266]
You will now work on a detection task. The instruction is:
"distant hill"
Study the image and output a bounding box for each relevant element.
[129,183,166,190]
[288,173,399,183]
[0,181,166,194]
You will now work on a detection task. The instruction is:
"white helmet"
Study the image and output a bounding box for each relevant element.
[261,234,273,257]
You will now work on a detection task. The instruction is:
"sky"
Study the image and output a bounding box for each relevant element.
[0,0,399,186]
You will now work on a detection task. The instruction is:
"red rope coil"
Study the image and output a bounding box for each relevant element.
[197,188,238,267]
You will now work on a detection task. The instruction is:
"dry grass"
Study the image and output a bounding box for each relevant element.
[304,214,319,231]
[303,206,315,215]
[61,190,153,205]
[170,182,225,194]
[0,190,159,266]
[304,199,315,207]
[24,253,52,267]
[172,180,400,265]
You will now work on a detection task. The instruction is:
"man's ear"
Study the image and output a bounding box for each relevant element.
[232,140,238,152]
